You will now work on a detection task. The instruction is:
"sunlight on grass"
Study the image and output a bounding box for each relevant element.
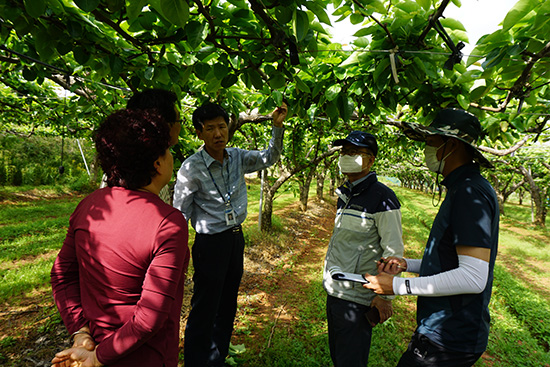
[0,254,57,302]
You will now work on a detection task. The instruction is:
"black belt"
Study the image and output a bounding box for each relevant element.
[196,225,242,237]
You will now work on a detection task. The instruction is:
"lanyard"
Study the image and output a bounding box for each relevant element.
[202,150,232,204]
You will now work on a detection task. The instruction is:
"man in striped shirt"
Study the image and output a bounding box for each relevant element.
[173,102,288,367]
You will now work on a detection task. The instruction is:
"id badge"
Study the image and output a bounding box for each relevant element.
[225,204,237,226]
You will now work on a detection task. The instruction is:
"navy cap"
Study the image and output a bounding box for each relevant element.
[333,131,378,157]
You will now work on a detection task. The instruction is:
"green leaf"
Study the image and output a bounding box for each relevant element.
[325,85,341,101]
[336,93,354,122]
[295,76,311,94]
[268,72,286,90]
[350,13,363,25]
[373,58,390,81]
[325,101,339,121]
[353,27,373,37]
[74,0,100,12]
[304,2,331,26]
[160,0,189,27]
[47,0,66,14]
[455,69,482,84]
[439,18,466,31]
[532,1,550,33]
[138,12,158,30]
[470,85,490,101]
[352,37,369,48]
[339,51,361,67]
[293,10,309,42]
[221,74,238,88]
[394,0,420,14]
[109,55,123,75]
[144,66,154,80]
[312,81,324,98]
[502,0,537,32]
[22,67,37,81]
[247,69,264,90]
[213,63,229,80]
[73,46,90,65]
[126,0,148,22]
[185,21,205,49]
[32,26,55,60]
[507,40,528,56]
[482,48,506,69]
[272,90,283,106]
[416,0,431,11]
[66,20,83,39]
[56,42,72,55]
[194,63,211,80]
[180,66,193,85]
[105,0,124,12]
[167,64,181,83]
[457,94,469,110]
[23,0,46,18]
[368,0,388,14]
[274,7,293,24]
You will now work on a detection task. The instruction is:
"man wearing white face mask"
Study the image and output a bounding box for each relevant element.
[323,131,404,367]
[364,109,499,367]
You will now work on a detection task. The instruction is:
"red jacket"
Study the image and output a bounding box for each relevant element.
[51,187,189,366]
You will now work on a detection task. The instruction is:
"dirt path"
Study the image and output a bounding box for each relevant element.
[232,199,336,353]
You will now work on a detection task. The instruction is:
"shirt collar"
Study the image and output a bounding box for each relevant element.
[339,171,377,197]
[350,172,373,187]
[200,148,230,167]
[441,163,480,188]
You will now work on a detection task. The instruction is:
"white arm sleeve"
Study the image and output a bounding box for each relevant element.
[404,258,422,273]
[393,255,489,296]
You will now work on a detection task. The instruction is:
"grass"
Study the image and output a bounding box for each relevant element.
[1,182,549,366]
[0,192,82,303]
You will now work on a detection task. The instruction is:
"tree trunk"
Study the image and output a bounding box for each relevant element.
[316,170,325,202]
[298,167,316,212]
[260,147,339,231]
[261,185,275,231]
[519,165,546,227]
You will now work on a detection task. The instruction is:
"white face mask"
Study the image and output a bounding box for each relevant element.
[338,155,364,173]
[424,143,452,173]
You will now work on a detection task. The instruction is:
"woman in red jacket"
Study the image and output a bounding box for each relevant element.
[51,109,189,367]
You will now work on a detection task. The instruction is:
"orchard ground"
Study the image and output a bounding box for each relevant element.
[0,181,549,366]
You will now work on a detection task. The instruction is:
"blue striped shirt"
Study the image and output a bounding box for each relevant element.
[173,127,284,234]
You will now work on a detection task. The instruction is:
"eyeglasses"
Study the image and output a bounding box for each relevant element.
[340,148,373,157]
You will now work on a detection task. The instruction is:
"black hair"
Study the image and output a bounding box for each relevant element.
[127,88,178,124]
[95,109,171,190]
[192,103,229,131]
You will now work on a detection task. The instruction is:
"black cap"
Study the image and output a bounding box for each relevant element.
[333,131,378,157]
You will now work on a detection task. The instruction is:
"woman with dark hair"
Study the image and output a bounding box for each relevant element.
[51,109,189,367]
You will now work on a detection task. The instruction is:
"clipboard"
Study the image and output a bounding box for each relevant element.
[332,271,370,284]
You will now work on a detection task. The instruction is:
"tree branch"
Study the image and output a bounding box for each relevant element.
[352,0,395,46]
[477,135,531,156]
[417,0,451,45]
[471,40,550,113]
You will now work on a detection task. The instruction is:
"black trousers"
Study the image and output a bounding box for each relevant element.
[326,295,373,367]
[184,226,245,367]
[397,332,483,367]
